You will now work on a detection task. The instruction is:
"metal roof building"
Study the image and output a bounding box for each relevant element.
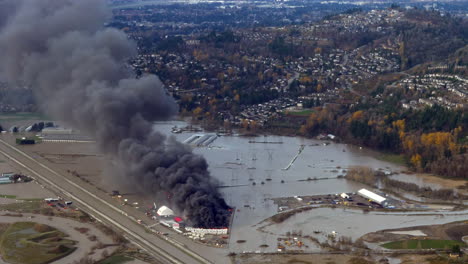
[358,188,387,205]
[41,127,73,135]
[0,177,12,184]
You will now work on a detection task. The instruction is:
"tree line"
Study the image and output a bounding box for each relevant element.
[302,104,467,179]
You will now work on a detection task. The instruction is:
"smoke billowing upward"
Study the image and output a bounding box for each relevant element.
[0,0,230,228]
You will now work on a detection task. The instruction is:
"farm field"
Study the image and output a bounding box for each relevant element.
[381,239,465,250]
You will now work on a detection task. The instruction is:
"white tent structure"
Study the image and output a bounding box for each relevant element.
[157,205,174,217]
[358,188,387,205]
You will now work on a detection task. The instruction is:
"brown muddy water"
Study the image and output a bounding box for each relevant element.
[153,121,468,253]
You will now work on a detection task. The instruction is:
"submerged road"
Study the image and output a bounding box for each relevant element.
[0,138,210,264]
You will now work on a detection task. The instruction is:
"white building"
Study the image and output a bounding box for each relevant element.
[41,127,73,135]
[358,188,387,206]
[157,206,174,217]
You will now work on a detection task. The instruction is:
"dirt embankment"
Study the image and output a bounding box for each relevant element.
[269,207,315,224]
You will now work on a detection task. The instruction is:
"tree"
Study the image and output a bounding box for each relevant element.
[192,107,203,116]
[269,36,293,56]
[410,154,422,168]
[241,119,249,130]
[250,121,258,133]
[217,72,225,82]
[316,83,323,92]
[452,245,461,254]
[351,110,364,121]
[346,166,377,187]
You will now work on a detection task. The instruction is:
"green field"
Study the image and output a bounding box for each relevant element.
[99,254,134,264]
[376,153,406,166]
[0,222,76,264]
[284,109,314,117]
[0,195,43,201]
[0,194,17,199]
[382,239,465,250]
[0,112,49,122]
[0,224,9,238]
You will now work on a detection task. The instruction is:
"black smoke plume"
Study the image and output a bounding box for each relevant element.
[0,0,230,228]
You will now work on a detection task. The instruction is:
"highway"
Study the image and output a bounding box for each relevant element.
[0,138,210,264]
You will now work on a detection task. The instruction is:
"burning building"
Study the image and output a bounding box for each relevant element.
[156,206,185,229]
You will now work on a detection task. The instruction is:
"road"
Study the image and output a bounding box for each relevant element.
[287,71,300,90]
[0,138,210,264]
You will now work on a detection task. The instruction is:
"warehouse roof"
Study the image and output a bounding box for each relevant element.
[358,188,386,204]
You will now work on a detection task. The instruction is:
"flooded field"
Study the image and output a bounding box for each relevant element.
[261,207,468,242]
[152,121,468,253]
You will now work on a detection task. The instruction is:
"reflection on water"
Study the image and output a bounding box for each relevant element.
[10,227,37,248]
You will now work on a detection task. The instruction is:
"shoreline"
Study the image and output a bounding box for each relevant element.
[188,117,465,192]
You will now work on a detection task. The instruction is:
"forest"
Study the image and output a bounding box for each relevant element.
[300,102,467,179]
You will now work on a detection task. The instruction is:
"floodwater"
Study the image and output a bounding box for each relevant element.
[153,121,467,253]
[262,207,468,242]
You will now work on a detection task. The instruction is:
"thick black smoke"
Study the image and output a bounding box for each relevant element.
[0,0,230,228]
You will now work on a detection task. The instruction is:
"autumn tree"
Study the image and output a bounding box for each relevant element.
[193,107,203,116]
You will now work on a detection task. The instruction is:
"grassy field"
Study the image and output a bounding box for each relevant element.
[382,239,465,250]
[0,222,76,264]
[0,200,43,212]
[376,153,406,166]
[0,194,17,199]
[0,223,9,238]
[99,254,134,264]
[0,112,49,122]
[284,109,314,117]
[0,194,43,201]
